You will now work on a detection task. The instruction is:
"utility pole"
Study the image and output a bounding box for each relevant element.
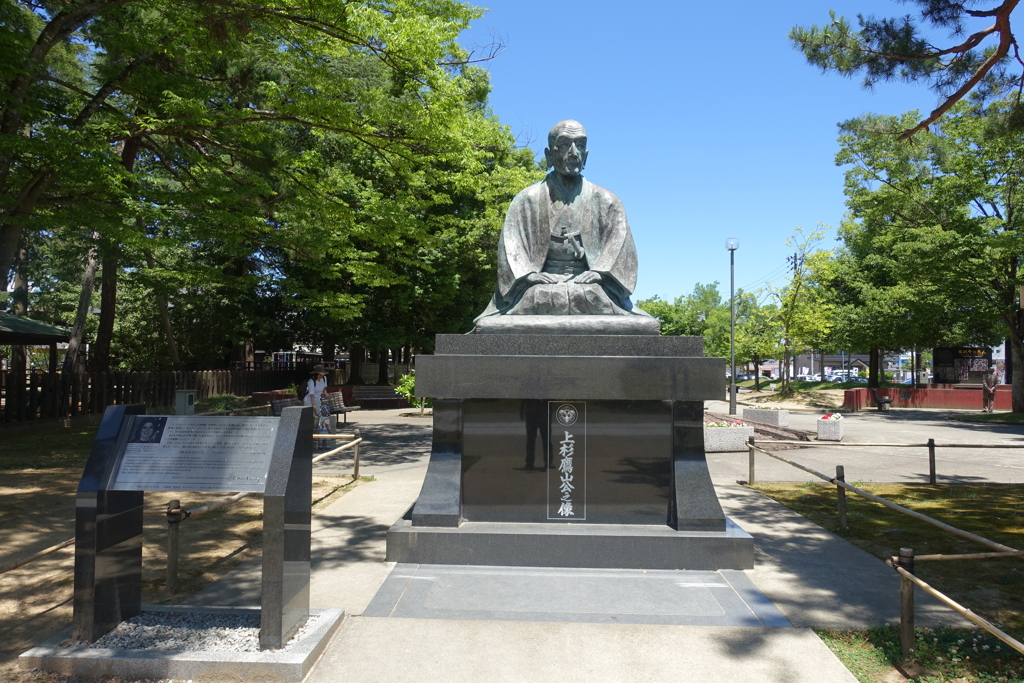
[726,238,739,414]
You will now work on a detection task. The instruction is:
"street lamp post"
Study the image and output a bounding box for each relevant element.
[726,238,739,415]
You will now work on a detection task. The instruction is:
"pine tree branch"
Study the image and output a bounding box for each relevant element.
[898,1,1019,139]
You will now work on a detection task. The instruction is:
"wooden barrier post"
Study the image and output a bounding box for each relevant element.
[747,436,756,485]
[353,429,361,479]
[165,500,183,593]
[836,465,847,530]
[899,547,915,660]
[928,438,936,485]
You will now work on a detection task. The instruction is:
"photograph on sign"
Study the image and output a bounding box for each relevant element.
[110,416,279,493]
[130,417,166,444]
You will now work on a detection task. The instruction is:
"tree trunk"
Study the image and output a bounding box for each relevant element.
[753,357,761,391]
[0,172,56,288]
[91,136,139,373]
[232,340,254,367]
[63,235,100,374]
[392,346,402,369]
[1012,321,1024,412]
[91,250,117,372]
[345,344,366,385]
[9,243,29,372]
[868,347,879,388]
[1005,338,1013,387]
[378,349,390,385]
[143,249,180,370]
[322,343,335,365]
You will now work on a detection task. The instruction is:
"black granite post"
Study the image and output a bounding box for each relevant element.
[411,400,463,527]
[260,405,313,650]
[72,404,147,643]
[671,400,726,531]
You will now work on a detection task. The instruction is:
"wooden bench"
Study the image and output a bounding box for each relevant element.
[349,385,410,409]
[869,387,893,411]
[325,391,361,423]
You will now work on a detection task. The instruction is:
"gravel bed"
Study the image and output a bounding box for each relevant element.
[66,611,323,653]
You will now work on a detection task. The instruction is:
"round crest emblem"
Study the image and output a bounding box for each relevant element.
[555,404,578,426]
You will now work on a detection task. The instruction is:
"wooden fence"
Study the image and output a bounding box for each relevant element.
[0,369,313,423]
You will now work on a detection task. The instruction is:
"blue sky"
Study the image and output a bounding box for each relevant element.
[459,1,983,303]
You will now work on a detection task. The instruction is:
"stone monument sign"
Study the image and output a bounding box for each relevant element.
[72,405,312,649]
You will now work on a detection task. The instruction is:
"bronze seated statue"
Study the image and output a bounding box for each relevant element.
[472,119,659,335]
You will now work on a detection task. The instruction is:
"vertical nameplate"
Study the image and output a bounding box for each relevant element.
[547,401,586,520]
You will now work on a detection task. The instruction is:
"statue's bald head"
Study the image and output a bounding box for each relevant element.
[547,120,586,148]
[545,120,588,180]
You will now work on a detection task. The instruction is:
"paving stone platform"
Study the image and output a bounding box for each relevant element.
[365,564,790,627]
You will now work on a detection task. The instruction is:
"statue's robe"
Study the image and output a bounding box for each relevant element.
[475,174,651,320]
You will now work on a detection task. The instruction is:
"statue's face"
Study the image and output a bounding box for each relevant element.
[545,127,588,179]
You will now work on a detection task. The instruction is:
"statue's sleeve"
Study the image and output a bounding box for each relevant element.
[497,184,547,300]
[585,189,638,298]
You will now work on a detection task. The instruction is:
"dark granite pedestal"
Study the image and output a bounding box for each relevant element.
[385,334,754,570]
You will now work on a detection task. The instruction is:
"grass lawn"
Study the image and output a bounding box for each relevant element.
[0,424,99,470]
[754,482,1024,682]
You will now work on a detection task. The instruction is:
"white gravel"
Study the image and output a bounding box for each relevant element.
[70,611,323,652]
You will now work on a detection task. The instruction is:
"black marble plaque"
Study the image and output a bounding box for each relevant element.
[461,399,672,525]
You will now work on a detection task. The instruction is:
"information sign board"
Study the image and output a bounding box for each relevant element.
[109,416,278,493]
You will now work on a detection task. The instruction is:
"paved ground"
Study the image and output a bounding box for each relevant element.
[185,404,1024,682]
[708,399,1024,485]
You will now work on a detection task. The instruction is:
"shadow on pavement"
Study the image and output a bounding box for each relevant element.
[717,484,969,629]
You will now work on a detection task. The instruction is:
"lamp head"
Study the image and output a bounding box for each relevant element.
[725,237,739,251]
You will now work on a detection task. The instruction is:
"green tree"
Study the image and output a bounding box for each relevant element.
[2,1,534,370]
[829,102,1013,400]
[790,1,1023,139]
[637,283,766,367]
[638,282,726,339]
[734,299,783,391]
[769,228,835,393]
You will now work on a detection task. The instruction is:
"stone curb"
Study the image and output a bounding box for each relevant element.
[19,606,345,683]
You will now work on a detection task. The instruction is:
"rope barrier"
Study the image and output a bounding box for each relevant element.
[890,562,1024,656]
[758,440,1024,448]
[749,444,1019,554]
[0,538,74,575]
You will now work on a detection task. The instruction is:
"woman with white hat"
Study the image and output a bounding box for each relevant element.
[305,364,329,416]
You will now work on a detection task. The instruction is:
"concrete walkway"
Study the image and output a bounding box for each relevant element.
[187,405,1019,682]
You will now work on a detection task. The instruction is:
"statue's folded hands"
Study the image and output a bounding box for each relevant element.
[572,270,602,285]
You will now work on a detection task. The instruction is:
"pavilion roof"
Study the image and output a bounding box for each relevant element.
[0,311,70,345]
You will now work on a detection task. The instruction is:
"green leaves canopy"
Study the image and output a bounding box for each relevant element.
[0,0,541,368]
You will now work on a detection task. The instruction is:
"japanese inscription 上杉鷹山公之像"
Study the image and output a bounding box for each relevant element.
[557,431,575,516]
[110,416,279,493]
[548,402,585,520]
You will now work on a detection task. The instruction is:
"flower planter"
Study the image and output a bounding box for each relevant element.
[704,425,756,452]
[741,407,789,428]
[816,417,844,441]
